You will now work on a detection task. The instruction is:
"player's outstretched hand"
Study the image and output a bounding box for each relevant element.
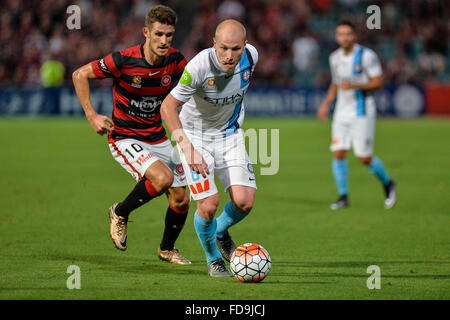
[182,143,209,178]
[87,113,114,136]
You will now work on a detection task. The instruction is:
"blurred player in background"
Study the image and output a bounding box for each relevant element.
[318,20,397,210]
[161,19,258,277]
[72,5,191,264]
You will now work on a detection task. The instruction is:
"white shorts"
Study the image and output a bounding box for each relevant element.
[330,114,375,157]
[109,138,186,187]
[178,129,257,200]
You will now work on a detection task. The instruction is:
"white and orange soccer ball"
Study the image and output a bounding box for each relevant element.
[230,243,271,283]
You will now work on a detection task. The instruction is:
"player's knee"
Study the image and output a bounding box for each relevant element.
[232,198,254,215]
[151,171,174,193]
[201,203,219,217]
[198,198,219,219]
[170,191,190,212]
[160,174,174,191]
[359,157,372,166]
[334,150,347,160]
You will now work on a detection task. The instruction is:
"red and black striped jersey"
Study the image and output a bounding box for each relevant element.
[91,44,187,144]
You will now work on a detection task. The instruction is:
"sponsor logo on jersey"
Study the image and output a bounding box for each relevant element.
[203,91,245,106]
[180,69,192,85]
[132,75,142,88]
[130,97,162,115]
[161,74,171,86]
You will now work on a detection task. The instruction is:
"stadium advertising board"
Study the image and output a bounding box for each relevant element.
[0,85,426,117]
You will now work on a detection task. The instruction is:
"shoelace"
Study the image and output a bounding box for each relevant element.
[162,248,190,263]
[165,248,179,258]
[116,217,127,237]
[211,260,227,272]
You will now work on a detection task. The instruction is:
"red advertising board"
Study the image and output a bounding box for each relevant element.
[426,84,450,115]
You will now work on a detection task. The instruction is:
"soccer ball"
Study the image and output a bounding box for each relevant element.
[230,243,271,283]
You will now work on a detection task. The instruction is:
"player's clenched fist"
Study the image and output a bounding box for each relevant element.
[87,112,114,135]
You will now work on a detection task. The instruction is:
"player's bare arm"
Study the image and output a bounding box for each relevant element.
[161,93,209,177]
[72,63,114,135]
[340,75,383,91]
[318,82,338,123]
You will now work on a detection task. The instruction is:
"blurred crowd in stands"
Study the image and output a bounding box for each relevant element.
[1,0,448,88]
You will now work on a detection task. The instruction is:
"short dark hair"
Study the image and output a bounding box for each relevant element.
[337,20,356,32]
[145,5,178,28]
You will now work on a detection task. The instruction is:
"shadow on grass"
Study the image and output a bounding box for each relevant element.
[42,253,205,276]
[262,280,333,285]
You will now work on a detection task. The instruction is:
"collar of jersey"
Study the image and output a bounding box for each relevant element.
[341,43,361,56]
[140,43,168,68]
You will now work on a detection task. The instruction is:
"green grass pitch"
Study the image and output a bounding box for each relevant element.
[0,116,449,300]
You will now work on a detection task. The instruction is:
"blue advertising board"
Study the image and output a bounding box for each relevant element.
[0,85,425,118]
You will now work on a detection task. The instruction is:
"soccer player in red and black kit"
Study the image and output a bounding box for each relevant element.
[72,5,191,264]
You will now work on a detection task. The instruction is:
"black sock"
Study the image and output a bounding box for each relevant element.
[115,178,154,219]
[384,180,393,196]
[160,206,189,251]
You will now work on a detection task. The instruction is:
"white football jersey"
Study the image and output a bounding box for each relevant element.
[329,44,382,120]
[170,44,258,137]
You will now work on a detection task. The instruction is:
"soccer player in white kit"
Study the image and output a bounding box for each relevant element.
[318,21,397,210]
[161,19,257,277]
